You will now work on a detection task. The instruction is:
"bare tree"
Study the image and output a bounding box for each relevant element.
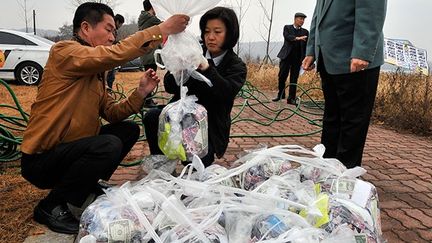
[58,24,74,40]
[70,0,119,9]
[16,0,34,32]
[227,0,251,55]
[257,0,275,65]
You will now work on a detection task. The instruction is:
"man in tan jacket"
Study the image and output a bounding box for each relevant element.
[20,2,189,234]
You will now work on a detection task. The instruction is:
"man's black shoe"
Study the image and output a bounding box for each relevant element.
[287,98,298,105]
[272,96,286,102]
[34,203,79,234]
[144,99,158,108]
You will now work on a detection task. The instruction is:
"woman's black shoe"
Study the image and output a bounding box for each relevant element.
[33,202,79,234]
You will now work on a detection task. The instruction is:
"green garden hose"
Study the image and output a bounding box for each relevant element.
[0,79,324,167]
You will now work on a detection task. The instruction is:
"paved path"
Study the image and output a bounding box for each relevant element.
[27,100,432,242]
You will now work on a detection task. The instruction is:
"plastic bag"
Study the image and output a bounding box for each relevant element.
[141,154,178,175]
[191,164,236,187]
[230,146,294,191]
[250,214,291,242]
[76,187,159,243]
[320,177,383,240]
[158,87,208,161]
[151,0,221,21]
[322,198,381,243]
[152,0,220,86]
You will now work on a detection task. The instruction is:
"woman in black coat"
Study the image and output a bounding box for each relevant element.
[143,7,247,167]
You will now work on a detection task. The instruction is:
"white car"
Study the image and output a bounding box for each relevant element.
[0,29,53,85]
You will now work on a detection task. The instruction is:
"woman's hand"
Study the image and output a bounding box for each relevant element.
[197,56,210,71]
[137,69,160,97]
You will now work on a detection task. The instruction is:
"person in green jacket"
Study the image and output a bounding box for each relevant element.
[302,0,387,168]
[138,0,162,107]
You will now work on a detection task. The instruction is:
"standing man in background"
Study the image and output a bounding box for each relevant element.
[139,0,162,107]
[302,0,387,168]
[273,12,308,105]
[106,14,125,89]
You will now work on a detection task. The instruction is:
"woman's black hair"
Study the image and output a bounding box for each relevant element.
[73,2,114,34]
[143,0,153,11]
[199,7,239,50]
[114,14,125,25]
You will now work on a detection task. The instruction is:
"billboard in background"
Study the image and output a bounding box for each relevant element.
[384,38,429,76]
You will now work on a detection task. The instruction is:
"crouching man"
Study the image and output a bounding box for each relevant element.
[20,2,189,234]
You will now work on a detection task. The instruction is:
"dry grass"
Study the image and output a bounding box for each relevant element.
[246,63,432,136]
[374,70,432,135]
[246,62,323,100]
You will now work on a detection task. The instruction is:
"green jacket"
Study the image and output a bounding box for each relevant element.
[306,0,387,74]
[138,11,162,66]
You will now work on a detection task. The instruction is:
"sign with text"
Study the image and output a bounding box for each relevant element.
[384,38,429,76]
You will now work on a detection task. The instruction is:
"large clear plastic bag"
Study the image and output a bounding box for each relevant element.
[320,177,383,241]
[158,87,208,161]
[230,146,294,191]
[76,186,159,243]
[190,164,236,187]
[141,154,178,175]
[250,214,292,242]
[322,198,382,243]
[158,221,228,243]
[152,0,221,86]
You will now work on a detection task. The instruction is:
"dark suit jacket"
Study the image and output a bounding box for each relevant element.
[164,49,247,158]
[277,25,309,60]
[306,0,387,74]
[138,11,162,66]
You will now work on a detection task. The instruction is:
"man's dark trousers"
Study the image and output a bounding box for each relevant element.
[21,121,140,207]
[319,59,380,168]
[277,55,302,100]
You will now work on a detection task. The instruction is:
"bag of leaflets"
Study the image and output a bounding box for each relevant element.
[158,87,208,161]
[152,0,220,86]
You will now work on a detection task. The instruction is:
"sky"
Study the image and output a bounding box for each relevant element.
[1,0,431,61]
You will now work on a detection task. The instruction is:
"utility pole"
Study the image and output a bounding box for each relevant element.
[33,10,36,35]
[24,0,28,32]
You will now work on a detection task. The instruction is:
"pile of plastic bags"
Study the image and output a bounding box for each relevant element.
[76,144,383,243]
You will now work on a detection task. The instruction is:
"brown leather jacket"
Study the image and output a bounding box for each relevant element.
[22,26,162,154]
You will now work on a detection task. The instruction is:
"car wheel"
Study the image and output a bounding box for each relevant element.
[15,62,43,85]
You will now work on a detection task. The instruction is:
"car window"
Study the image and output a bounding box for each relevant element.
[0,32,37,45]
[31,34,55,45]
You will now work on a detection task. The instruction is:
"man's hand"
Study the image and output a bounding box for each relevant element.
[137,69,160,97]
[295,36,308,41]
[350,58,369,73]
[159,14,190,36]
[302,56,315,71]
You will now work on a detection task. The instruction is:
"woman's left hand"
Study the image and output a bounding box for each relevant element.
[198,56,210,71]
[137,69,160,97]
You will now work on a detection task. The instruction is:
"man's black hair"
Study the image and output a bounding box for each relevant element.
[143,0,153,11]
[114,14,125,24]
[72,2,114,34]
[199,7,239,50]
